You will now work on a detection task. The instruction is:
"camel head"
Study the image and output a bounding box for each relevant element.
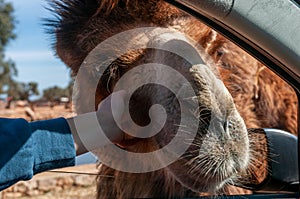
[48,0,250,197]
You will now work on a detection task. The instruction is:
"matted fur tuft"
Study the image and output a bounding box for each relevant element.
[46,0,185,74]
[45,0,100,73]
[96,0,131,14]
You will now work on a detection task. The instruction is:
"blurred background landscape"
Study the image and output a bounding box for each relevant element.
[0,0,72,111]
[0,0,98,198]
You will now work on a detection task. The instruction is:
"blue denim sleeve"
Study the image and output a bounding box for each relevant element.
[0,118,76,191]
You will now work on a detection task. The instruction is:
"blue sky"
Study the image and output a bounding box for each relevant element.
[5,0,71,96]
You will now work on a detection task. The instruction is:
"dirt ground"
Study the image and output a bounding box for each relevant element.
[0,102,74,120]
[0,103,98,199]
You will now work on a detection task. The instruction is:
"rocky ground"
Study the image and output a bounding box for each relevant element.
[1,165,98,199]
[0,103,99,199]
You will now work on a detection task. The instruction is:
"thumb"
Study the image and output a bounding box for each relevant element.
[97,90,127,143]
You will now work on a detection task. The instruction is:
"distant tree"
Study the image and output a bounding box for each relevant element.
[0,0,15,49]
[22,82,39,101]
[43,85,69,102]
[0,60,17,93]
[7,81,39,101]
[0,0,17,93]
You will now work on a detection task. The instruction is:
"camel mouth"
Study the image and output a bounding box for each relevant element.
[165,116,250,192]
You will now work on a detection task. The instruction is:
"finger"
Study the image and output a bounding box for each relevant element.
[98,90,127,122]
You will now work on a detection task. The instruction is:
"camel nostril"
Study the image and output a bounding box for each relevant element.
[223,120,231,138]
[223,121,228,131]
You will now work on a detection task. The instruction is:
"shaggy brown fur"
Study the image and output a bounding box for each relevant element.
[47,0,298,198]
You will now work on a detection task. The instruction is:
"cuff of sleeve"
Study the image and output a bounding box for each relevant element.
[29,118,76,174]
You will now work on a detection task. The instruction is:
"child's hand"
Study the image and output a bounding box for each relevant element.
[67,90,127,155]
